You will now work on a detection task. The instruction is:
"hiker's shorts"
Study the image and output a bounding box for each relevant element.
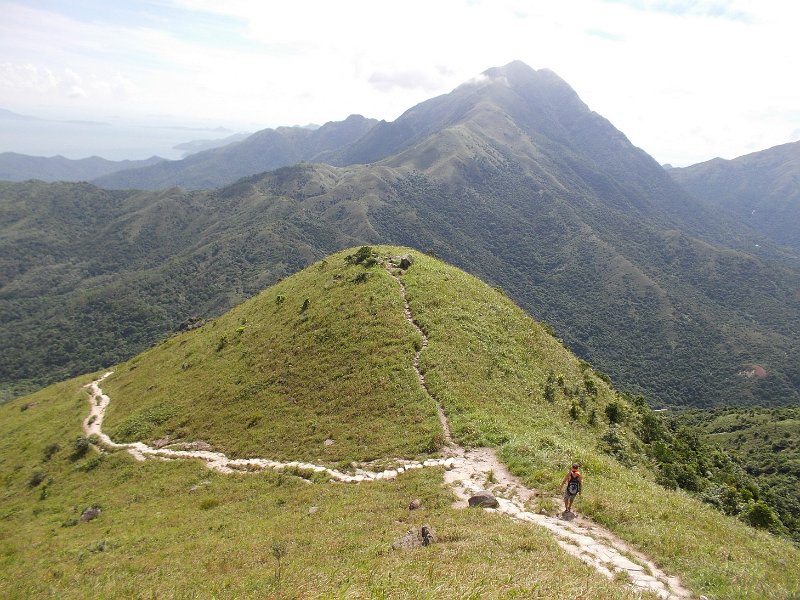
[564,489,577,500]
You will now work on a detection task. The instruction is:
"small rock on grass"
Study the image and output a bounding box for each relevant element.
[392,525,438,550]
[408,498,422,510]
[80,506,101,522]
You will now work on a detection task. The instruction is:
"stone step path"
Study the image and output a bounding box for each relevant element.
[79,256,695,599]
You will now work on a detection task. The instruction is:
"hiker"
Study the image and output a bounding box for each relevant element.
[560,462,582,514]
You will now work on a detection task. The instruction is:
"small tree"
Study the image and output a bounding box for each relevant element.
[271,542,288,595]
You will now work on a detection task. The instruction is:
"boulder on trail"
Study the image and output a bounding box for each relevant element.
[391,525,438,550]
[468,491,499,508]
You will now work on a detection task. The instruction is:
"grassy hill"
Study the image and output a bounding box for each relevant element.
[1,247,797,598]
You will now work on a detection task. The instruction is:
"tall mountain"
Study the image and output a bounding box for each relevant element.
[93,114,378,190]
[3,62,800,409]
[670,140,800,250]
[0,152,165,182]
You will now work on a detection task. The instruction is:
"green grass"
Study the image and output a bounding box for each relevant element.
[101,249,441,463]
[401,250,800,599]
[1,246,798,598]
[0,377,645,599]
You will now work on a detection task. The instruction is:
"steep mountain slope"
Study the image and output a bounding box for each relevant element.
[670,140,800,250]
[4,62,800,409]
[0,175,367,399]
[0,152,165,182]
[1,247,797,598]
[93,114,377,190]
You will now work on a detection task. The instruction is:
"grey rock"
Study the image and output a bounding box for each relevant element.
[392,524,438,550]
[172,441,213,451]
[153,436,173,449]
[408,498,422,510]
[468,491,499,508]
[80,506,101,522]
[308,506,319,514]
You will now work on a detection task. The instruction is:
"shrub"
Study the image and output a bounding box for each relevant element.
[742,500,782,531]
[605,402,625,424]
[216,335,228,351]
[345,246,375,265]
[28,471,46,488]
[601,425,629,463]
[70,436,91,461]
[42,443,60,462]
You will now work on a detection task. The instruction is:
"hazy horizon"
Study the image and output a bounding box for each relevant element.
[2,1,799,166]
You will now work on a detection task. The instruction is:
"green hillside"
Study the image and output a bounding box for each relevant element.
[1,247,797,598]
[670,140,800,251]
[673,405,800,542]
[4,63,800,409]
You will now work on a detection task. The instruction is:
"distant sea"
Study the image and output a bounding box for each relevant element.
[0,118,239,161]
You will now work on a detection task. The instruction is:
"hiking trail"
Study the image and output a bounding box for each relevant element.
[81,257,693,600]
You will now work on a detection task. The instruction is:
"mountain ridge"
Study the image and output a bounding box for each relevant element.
[92,114,379,190]
[670,139,800,250]
[3,61,800,410]
[0,152,166,182]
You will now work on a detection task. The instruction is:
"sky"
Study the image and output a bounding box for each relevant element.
[1,0,799,165]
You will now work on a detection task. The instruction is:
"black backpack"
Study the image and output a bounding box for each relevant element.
[567,473,581,495]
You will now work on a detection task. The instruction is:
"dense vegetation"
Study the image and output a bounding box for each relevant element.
[672,405,800,542]
[1,247,797,598]
[3,62,800,410]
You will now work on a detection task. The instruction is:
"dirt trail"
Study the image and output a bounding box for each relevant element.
[80,258,694,599]
[386,259,693,600]
[83,373,454,481]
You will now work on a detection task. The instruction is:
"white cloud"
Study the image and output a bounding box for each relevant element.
[0,0,798,163]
